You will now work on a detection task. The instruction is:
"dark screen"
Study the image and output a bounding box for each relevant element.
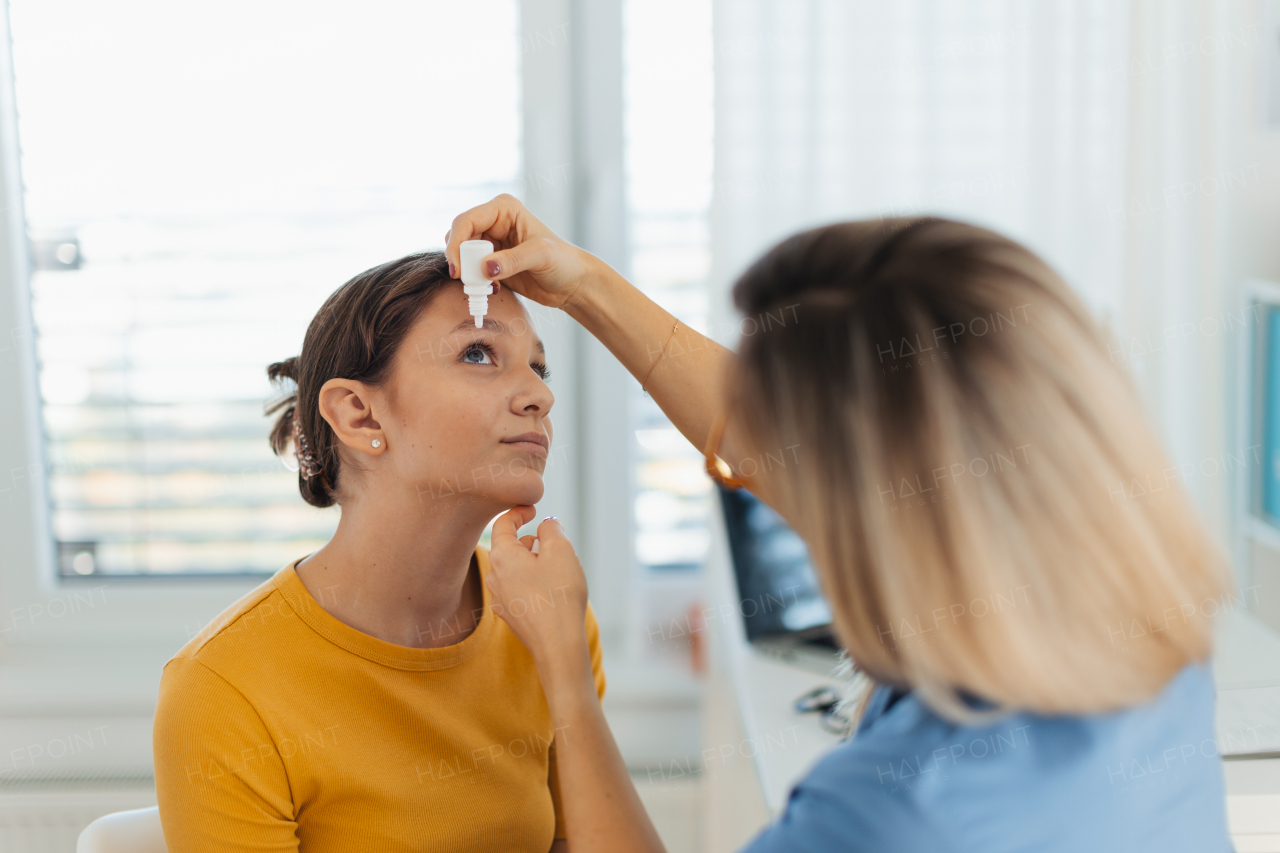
[718,486,832,642]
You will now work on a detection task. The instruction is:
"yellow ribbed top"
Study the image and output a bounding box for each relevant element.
[153,546,605,852]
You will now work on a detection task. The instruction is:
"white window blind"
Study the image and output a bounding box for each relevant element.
[13,0,521,576]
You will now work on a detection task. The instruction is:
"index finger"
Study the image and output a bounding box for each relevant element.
[491,505,537,547]
[445,196,521,277]
[536,516,566,540]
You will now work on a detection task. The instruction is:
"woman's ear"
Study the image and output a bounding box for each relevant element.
[317,378,387,455]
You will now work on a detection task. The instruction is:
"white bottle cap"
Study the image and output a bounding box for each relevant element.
[459,239,495,328]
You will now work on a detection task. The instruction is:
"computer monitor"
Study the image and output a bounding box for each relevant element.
[717,485,834,645]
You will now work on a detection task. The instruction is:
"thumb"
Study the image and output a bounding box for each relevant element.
[483,239,552,282]
[492,505,536,548]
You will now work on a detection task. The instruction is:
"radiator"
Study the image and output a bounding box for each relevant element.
[0,771,155,853]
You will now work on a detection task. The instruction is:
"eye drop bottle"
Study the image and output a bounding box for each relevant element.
[459,240,495,328]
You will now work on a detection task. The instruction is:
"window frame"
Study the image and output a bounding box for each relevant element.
[0,0,637,664]
[0,0,250,654]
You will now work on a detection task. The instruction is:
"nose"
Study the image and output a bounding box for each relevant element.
[511,367,554,421]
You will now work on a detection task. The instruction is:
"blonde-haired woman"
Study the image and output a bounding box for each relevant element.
[447,196,1233,851]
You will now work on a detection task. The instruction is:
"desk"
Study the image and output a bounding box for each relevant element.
[1216,612,1280,852]
[700,519,1280,852]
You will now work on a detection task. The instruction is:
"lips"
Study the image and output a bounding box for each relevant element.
[501,432,549,457]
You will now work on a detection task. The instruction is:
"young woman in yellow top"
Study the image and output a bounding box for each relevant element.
[152,252,605,852]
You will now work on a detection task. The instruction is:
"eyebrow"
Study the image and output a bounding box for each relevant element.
[450,318,546,355]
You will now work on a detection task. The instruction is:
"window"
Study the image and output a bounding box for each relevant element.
[623,0,715,652]
[13,0,521,576]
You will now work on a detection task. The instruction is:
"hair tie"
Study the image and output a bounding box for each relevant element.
[291,409,323,481]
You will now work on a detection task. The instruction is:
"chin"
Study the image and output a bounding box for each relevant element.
[493,477,545,508]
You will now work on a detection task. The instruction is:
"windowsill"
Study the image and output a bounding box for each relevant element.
[1215,608,1280,690]
[2,605,1269,717]
[7,613,1270,784]
[0,643,172,717]
[0,641,705,781]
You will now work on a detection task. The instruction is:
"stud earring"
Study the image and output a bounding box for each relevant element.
[372,439,382,448]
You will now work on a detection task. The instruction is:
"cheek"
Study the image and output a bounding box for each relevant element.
[395,387,498,467]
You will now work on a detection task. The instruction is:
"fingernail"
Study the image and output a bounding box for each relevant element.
[486,260,501,277]
[448,262,457,279]
[491,282,499,294]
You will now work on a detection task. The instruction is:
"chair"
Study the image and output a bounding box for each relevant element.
[76,805,168,853]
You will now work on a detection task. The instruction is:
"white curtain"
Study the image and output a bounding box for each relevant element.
[710,0,1256,539]
[712,0,1130,318]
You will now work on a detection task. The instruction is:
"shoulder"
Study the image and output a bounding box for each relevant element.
[153,657,296,843]
[823,664,1217,780]
[160,566,303,695]
[748,665,1224,851]
[171,568,292,658]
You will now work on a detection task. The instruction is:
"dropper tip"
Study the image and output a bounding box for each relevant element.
[475,315,483,328]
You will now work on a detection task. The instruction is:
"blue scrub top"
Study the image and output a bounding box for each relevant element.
[742,663,1231,852]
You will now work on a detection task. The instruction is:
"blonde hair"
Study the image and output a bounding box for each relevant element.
[730,218,1230,721]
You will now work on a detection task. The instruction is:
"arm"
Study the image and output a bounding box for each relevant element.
[563,259,742,474]
[550,605,608,842]
[443,195,753,480]
[488,508,861,853]
[537,635,662,853]
[485,507,667,853]
[153,657,299,851]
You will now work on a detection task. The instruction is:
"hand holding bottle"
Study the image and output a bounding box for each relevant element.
[444,194,604,311]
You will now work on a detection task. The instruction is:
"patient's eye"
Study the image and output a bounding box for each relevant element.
[461,343,495,366]
[532,362,551,382]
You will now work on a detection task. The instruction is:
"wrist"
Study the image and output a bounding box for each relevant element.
[563,251,625,319]
[533,635,594,697]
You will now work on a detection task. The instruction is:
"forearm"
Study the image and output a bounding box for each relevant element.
[565,255,746,464]
[538,644,666,853]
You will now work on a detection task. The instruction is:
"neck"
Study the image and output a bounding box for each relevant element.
[295,482,499,649]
